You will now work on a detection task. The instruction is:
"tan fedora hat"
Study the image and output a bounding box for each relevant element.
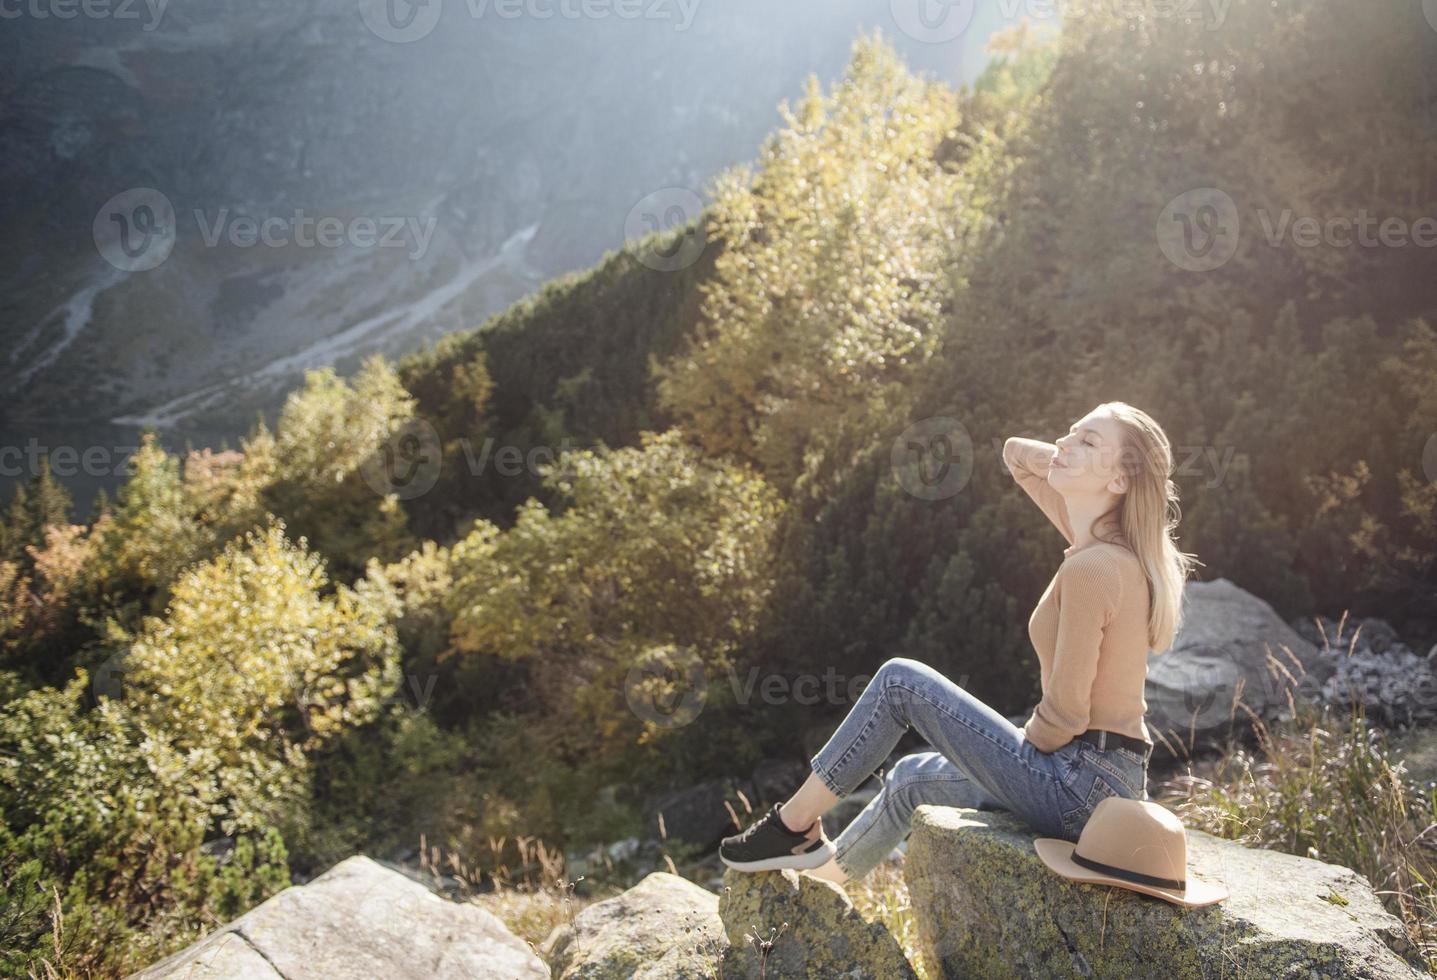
[1033,796,1229,907]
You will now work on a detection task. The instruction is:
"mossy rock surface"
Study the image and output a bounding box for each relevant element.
[905,805,1427,979]
[543,871,727,979]
[717,867,919,979]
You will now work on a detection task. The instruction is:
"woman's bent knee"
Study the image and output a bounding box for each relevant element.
[877,656,926,684]
[882,751,944,807]
[884,751,928,784]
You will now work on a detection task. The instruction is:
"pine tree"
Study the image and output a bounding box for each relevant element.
[0,458,73,566]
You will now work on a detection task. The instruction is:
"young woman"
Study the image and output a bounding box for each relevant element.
[719,402,1196,883]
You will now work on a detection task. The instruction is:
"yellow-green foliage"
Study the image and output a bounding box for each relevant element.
[0,676,290,977]
[654,30,974,490]
[121,518,402,835]
[5,1,1437,974]
[446,428,785,759]
[93,435,219,601]
[263,355,421,579]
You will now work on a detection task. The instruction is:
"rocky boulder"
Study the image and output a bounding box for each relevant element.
[904,805,1426,979]
[1290,614,1437,729]
[542,871,727,979]
[128,855,547,980]
[717,868,918,979]
[1144,579,1336,756]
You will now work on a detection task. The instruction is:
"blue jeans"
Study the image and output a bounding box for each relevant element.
[809,657,1151,880]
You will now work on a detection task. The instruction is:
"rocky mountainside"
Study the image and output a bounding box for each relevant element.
[0,1,1000,454]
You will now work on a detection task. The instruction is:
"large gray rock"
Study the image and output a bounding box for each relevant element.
[718,868,918,979]
[905,805,1426,979]
[1144,579,1336,756]
[542,871,727,979]
[127,855,547,980]
[1289,615,1437,729]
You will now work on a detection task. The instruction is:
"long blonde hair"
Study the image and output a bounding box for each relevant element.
[1094,402,1201,653]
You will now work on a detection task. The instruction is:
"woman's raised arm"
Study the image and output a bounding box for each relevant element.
[1002,436,1075,546]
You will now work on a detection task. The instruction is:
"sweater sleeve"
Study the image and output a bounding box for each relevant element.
[1022,551,1123,753]
[1003,437,1075,546]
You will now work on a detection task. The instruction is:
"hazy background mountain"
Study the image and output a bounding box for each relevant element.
[0,0,1011,511]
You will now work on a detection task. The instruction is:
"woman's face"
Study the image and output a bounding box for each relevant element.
[1049,409,1128,497]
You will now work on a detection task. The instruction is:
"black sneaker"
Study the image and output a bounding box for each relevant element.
[719,802,836,872]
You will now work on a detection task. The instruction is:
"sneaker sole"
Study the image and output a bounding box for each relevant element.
[720,838,836,872]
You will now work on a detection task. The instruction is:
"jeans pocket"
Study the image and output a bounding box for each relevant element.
[1075,742,1145,799]
[1060,770,1123,841]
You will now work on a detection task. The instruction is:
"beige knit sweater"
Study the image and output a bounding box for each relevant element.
[1003,437,1154,753]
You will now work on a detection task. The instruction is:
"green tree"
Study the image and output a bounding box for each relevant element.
[0,455,73,567]
[445,428,785,761]
[653,30,975,492]
[121,518,403,834]
[263,356,421,580]
[0,675,290,977]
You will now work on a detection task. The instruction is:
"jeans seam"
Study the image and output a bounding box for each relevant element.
[810,754,846,798]
[833,808,885,866]
[1062,771,1123,830]
[811,667,917,797]
[833,772,968,867]
[1075,744,1144,798]
[886,678,1064,789]
[817,711,881,796]
[1106,761,1146,798]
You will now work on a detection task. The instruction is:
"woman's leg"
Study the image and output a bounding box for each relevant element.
[805,856,848,885]
[828,750,1004,881]
[776,773,840,832]
[796,657,1073,842]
